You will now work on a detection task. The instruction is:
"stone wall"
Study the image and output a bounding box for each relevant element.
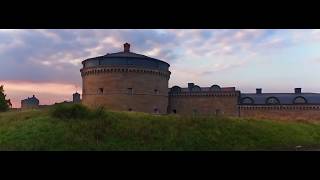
[81,67,170,114]
[168,92,240,116]
[239,105,320,121]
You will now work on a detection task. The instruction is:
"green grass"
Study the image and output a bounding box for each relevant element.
[0,104,320,150]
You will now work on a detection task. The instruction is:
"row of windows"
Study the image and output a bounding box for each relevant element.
[128,108,160,114]
[240,106,320,110]
[171,109,221,115]
[241,96,308,105]
[171,85,222,93]
[82,68,169,78]
[97,88,160,95]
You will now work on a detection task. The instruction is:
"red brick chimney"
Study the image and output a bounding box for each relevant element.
[124,43,130,53]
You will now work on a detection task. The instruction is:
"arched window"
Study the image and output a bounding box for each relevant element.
[171,86,181,93]
[266,97,280,105]
[241,97,254,104]
[293,96,307,104]
[191,85,201,92]
[210,85,221,91]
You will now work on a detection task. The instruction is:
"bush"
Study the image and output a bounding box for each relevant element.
[51,104,90,119]
[90,106,107,119]
[51,104,107,120]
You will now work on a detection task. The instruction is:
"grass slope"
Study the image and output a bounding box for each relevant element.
[0,105,320,151]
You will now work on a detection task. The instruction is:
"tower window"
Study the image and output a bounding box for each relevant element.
[154,108,159,114]
[215,109,221,115]
[154,89,159,94]
[193,109,198,115]
[98,88,104,94]
[128,108,132,111]
[127,88,133,95]
[173,109,177,114]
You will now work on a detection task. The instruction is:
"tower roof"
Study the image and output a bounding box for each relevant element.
[81,43,170,71]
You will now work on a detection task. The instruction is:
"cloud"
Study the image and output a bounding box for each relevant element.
[0,29,310,84]
[173,29,314,59]
[0,29,183,84]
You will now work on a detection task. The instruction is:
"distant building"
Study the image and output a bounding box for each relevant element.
[21,95,39,109]
[53,101,72,106]
[52,92,81,106]
[73,92,81,103]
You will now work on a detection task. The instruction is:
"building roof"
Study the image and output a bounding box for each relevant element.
[21,95,39,104]
[178,87,236,92]
[103,51,157,59]
[169,83,237,93]
[81,43,170,72]
[240,93,320,105]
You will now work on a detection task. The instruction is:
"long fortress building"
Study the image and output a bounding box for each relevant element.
[81,43,320,120]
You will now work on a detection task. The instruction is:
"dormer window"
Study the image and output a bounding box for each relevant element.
[293,96,307,104]
[266,97,280,105]
[241,97,254,105]
[210,85,221,91]
[191,86,201,92]
[171,86,181,93]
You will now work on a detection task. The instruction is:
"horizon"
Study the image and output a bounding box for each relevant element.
[1,29,320,108]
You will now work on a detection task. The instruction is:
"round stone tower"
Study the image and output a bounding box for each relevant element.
[80,43,171,114]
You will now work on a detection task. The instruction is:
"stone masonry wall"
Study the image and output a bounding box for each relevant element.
[81,67,170,114]
[168,92,240,116]
[239,105,320,121]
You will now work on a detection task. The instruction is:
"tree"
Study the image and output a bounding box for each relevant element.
[0,85,11,112]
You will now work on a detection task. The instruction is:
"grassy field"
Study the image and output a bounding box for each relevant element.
[0,104,320,151]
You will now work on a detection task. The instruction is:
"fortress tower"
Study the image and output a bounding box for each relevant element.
[80,43,171,114]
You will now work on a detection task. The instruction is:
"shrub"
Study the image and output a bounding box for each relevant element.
[51,104,107,120]
[51,104,90,119]
[90,106,107,119]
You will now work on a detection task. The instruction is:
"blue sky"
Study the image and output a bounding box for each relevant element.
[0,29,319,107]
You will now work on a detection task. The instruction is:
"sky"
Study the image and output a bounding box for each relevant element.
[1,29,320,108]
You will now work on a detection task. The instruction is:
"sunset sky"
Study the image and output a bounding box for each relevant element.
[1,29,320,108]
